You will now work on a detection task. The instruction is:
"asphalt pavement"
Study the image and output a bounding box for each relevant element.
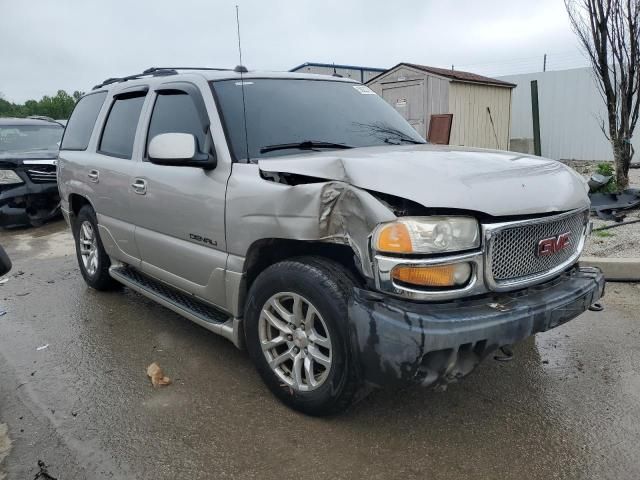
[1,220,639,479]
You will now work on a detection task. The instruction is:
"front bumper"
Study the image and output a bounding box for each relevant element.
[349,266,605,388]
[0,176,60,228]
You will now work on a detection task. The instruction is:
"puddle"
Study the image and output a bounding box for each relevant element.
[0,221,73,260]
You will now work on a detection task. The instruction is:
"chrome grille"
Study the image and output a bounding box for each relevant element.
[26,165,57,183]
[488,210,587,285]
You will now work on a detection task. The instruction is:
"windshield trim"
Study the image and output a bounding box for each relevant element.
[209,81,241,163]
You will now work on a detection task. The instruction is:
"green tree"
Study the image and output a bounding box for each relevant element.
[0,90,83,119]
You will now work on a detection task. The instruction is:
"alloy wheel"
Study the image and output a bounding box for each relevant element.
[79,220,98,276]
[258,292,332,392]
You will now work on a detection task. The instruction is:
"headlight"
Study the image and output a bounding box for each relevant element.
[0,170,23,185]
[373,216,480,254]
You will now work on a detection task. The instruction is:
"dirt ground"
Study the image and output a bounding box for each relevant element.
[566,161,640,258]
[0,221,639,479]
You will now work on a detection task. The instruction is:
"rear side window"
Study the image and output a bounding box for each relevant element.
[60,91,107,150]
[146,92,206,153]
[99,94,146,159]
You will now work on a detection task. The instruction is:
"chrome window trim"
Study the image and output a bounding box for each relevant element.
[373,251,486,301]
[483,208,589,292]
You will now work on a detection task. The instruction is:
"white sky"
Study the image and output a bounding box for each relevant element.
[1,0,588,103]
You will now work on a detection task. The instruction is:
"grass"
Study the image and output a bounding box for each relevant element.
[593,230,615,238]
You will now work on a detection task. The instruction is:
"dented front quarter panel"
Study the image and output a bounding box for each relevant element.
[225,163,396,278]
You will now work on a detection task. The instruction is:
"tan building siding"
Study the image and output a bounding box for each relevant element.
[448,82,511,150]
[368,66,449,138]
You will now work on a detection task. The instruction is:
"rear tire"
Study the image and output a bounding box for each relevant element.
[245,257,363,416]
[73,205,120,291]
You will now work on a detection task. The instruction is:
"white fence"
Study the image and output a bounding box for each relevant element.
[498,68,640,161]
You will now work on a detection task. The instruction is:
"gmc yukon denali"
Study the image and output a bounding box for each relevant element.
[58,67,605,415]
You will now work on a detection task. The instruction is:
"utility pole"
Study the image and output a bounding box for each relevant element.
[531,80,542,156]
[543,53,547,72]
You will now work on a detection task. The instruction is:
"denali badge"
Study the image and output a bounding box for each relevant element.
[189,233,217,247]
[537,232,571,257]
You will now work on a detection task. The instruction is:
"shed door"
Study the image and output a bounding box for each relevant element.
[381,80,425,136]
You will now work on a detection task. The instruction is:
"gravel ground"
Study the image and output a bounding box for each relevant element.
[565,161,640,258]
[584,212,640,258]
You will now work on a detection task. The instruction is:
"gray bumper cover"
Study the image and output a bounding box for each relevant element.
[349,266,605,388]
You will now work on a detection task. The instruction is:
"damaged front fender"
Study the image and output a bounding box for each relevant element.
[226,163,396,278]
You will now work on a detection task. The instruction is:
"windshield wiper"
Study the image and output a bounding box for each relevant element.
[260,141,354,154]
[384,137,426,145]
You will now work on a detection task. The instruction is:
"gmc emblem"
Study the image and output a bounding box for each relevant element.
[537,232,571,257]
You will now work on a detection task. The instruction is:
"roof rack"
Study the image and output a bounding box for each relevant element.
[92,67,237,90]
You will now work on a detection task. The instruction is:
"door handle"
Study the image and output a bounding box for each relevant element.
[87,170,99,183]
[131,178,147,195]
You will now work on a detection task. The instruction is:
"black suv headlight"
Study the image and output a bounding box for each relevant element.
[0,170,24,185]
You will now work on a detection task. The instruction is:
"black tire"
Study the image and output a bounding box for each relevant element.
[244,257,363,416]
[73,205,120,291]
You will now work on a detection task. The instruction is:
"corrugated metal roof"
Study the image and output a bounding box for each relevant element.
[290,62,387,73]
[371,63,516,88]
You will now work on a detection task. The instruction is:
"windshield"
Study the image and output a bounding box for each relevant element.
[0,124,64,154]
[211,79,425,161]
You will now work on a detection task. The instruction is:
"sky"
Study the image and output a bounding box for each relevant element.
[1,0,588,103]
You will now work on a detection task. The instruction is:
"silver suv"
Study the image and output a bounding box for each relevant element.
[58,67,604,415]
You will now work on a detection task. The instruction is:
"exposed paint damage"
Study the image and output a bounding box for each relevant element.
[348,267,605,388]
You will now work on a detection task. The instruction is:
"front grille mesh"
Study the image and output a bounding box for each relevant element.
[26,165,57,183]
[489,211,586,283]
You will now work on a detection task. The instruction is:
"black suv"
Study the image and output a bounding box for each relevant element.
[0,116,64,227]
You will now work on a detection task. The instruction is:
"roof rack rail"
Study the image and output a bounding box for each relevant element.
[92,66,237,90]
[26,115,64,126]
[144,67,235,73]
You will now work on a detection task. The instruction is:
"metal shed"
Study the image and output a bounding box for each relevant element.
[290,62,387,84]
[367,63,516,150]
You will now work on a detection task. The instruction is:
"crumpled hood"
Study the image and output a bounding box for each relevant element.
[258,144,589,217]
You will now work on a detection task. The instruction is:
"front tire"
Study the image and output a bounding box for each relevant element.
[73,205,120,291]
[245,257,363,416]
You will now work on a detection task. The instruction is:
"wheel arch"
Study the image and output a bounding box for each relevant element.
[68,193,96,222]
[236,238,367,317]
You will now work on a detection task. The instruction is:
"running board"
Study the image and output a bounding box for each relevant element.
[109,266,243,348]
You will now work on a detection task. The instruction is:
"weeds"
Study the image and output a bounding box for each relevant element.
[594,162,619,192]
[593,230,615,238]
[596,162,615,177]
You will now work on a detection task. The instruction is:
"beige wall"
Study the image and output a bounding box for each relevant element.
[448,82,512,150]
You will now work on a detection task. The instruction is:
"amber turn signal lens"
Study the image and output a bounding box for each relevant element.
[375,222,413,253]
[391,263,471,288]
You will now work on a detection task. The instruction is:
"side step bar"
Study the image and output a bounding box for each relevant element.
[110,266,243,348]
